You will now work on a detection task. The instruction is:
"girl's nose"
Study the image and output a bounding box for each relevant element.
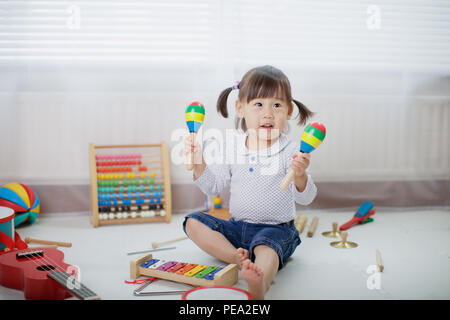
[263,105,274,118]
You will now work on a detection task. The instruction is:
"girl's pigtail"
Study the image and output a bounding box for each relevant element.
[217,87,233,118]
[293,99,314,126]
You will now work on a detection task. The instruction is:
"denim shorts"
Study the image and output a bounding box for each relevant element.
[182,211,301,270]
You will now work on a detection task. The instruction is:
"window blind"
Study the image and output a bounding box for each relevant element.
[0,0,219,62]
[0,0,448,70]
[222,0,450,71]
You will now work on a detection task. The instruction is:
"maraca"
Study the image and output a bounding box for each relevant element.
[185,101,205,170]
[280,122,326,190]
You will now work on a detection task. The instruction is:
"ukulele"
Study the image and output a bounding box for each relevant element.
[0,248,100,300]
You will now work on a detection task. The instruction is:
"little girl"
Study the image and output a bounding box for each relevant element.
[183,65,317,299]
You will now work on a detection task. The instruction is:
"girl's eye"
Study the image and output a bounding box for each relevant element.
[274,103,281,108]
[255,102,263,107]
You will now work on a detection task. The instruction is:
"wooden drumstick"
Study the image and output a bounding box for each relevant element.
[376,249,384,272]
[294,214,308,233]
[307,216,319,237]
[25,237,72,248]
[151,235,188,249]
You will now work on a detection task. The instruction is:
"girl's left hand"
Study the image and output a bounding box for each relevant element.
[291,152,310,177]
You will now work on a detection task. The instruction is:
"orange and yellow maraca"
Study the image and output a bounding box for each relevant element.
[185,101,205,170]
[280,122,326,190]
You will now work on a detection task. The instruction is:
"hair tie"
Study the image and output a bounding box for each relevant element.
[232,81,240,90]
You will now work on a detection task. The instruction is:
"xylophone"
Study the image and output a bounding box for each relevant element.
[130,254,238,287]
[89,142,172,227]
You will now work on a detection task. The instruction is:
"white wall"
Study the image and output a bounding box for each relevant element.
[0,0,449,186]
[0,64,449,185]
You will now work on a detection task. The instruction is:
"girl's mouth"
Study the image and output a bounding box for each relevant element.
[260,124,274,130]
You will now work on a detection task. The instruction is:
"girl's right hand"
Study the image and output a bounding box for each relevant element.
[184,135,203,170]
[184,134,202,165]
[185,135,206,179]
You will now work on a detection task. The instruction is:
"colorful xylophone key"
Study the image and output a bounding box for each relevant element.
[175,264,198,275]
[166,262,188,273]
[157,261,178,271]
[204,267,223,280]
[194,266,219,278]
[139,258,226,280]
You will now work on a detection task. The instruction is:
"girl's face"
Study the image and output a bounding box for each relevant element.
[236,96,293,145]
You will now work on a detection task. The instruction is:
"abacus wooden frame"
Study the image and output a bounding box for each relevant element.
[89,142,172,227]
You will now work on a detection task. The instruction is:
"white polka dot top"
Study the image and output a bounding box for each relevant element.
[194,131,317,224]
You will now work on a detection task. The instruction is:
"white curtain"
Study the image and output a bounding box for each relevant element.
[0,0,449,186]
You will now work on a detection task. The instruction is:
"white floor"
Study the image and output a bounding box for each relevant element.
[1,207,449,300]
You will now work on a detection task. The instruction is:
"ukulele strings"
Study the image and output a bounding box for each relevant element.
[22,249,95,298]
[25,250,95,298]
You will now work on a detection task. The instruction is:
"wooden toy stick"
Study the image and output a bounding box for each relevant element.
[151,235,188,249]
[294,214,308,233]
[307,216,319,237]
[376,249,384,272]
[25,237,72,248]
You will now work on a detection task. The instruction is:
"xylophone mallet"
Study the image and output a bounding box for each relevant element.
[185,101,205,171]
[25,237,72,248]
[280,122,326,190]
[151,235,188,249]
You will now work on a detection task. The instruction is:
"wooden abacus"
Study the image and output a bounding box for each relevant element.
[130,254,238,287]
[89,142,172,227]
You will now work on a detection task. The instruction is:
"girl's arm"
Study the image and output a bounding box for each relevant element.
[193,155,207,181]
[289,151,317,205]
[292,172,317,205]
[185,135,231,195]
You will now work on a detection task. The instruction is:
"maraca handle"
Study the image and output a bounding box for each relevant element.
[186,132,196,171]
[280,168,295,190]
[280,151,303,190]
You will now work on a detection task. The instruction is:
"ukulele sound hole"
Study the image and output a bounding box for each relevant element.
[36,265,55,271]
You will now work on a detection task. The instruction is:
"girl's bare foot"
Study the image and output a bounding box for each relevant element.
[241,259,265,300]
[236,248,249,269]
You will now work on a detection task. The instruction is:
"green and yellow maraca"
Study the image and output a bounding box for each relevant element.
[280,122,326,190]
[185,101,205,171]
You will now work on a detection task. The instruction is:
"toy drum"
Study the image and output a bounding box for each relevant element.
[0,206,15,250]
[182,286,252,300]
